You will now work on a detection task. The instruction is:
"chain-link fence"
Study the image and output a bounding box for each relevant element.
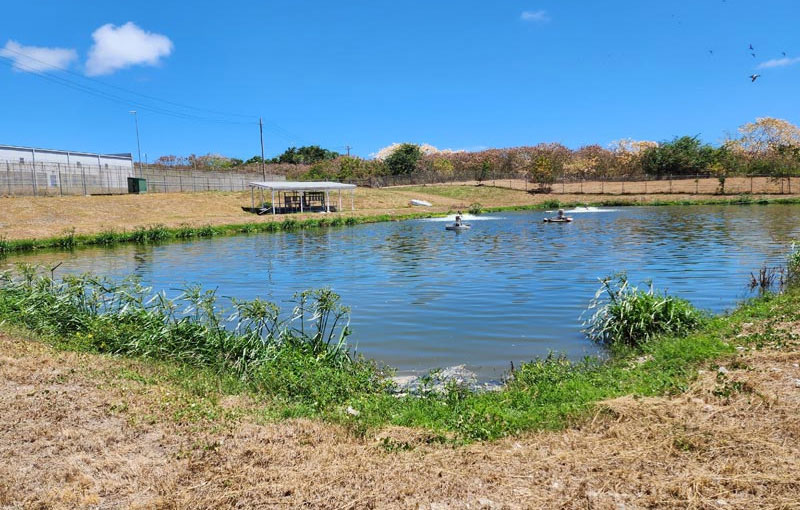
[138,168,284,193]
[0,161,285,196]
[348,172,798,196]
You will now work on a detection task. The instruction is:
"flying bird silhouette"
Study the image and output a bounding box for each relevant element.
[782,51,787,57]
[749,44,754,50]
[750,74,761,82]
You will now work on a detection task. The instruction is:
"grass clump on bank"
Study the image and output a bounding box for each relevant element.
[583,274,706,350]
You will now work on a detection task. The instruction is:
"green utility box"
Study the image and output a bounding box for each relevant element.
[127,177,147,194]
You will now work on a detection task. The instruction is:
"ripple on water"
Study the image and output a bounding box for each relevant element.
[5,205,800,380]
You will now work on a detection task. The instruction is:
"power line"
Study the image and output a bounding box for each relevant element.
[0,56,255,125]
[0,50,315,147]
[0,44,254,121]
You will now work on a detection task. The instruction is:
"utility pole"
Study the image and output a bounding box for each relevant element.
[345,145,351,157]
[259,117,266,181]
[129,110,142,177]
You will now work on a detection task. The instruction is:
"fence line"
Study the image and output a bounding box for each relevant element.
[0,162,284,197]
[3,160,797,197]
[348,172,799,196]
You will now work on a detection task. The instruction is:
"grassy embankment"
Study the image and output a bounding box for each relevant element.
[1,257,798,442]
[0,211,444,256]
[2,185,800,255]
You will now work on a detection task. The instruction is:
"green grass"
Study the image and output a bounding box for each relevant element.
[2,266,797,442]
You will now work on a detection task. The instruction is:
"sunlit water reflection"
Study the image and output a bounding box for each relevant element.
[6,205,800,379]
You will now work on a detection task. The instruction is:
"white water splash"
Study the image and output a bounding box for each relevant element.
[563,206,617,213]
[422,214,505,222]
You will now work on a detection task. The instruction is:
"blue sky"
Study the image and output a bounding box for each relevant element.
[1,1,798,160]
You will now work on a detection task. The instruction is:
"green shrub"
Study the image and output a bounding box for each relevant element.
[131,225,170,243]
[468,203,483,215]
[281,218,298,230]
[95,230,120,245]
[583,274,705,349]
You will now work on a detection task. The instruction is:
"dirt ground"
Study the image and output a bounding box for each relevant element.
[2,185,796,241]
[1,327,798,509]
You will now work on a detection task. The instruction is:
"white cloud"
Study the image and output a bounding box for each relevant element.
[757,56,800,69]
[0,40,77,73]
[521,10,550,22]
[86,22,173,76]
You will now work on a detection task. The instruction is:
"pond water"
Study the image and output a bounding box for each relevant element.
[5,205,800,379]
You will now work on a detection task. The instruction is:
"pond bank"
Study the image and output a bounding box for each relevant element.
[1,266,798,440]
[1,287,798,508]
[2,186,800,255]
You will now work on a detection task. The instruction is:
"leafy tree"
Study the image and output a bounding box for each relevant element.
[640,136,719,177]
[245,155,266,165]
[726,118,800,176]
[728,117,800,155]
[271,146,341,165]
[384,143,422,175]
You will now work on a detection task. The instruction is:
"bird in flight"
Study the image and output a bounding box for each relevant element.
[782,51,787,57]
[749,44,754,50]
[751,52,756,58]
[750,74,761,82]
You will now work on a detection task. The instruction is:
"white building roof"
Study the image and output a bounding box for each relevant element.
[249,181,356,191]
[0,144,132,160]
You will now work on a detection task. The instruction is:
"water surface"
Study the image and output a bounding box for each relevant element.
[6,205,800,379]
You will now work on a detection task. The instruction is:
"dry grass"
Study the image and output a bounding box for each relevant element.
[1,326,798,509]
[3,185,795,241]
[446,176,799,196]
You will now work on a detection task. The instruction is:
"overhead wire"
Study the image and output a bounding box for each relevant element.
[0,47,315,145]
[0,44,254,122]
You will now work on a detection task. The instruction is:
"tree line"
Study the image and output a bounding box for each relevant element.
[151,117,800,184]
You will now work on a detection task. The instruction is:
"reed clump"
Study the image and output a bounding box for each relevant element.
[0,268,385,408]
[583,274,706,349]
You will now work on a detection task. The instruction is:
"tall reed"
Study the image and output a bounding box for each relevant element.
[582,274,705,349]
[0,268,384,405]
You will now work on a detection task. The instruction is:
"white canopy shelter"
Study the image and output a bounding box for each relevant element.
[248,181,357,214]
